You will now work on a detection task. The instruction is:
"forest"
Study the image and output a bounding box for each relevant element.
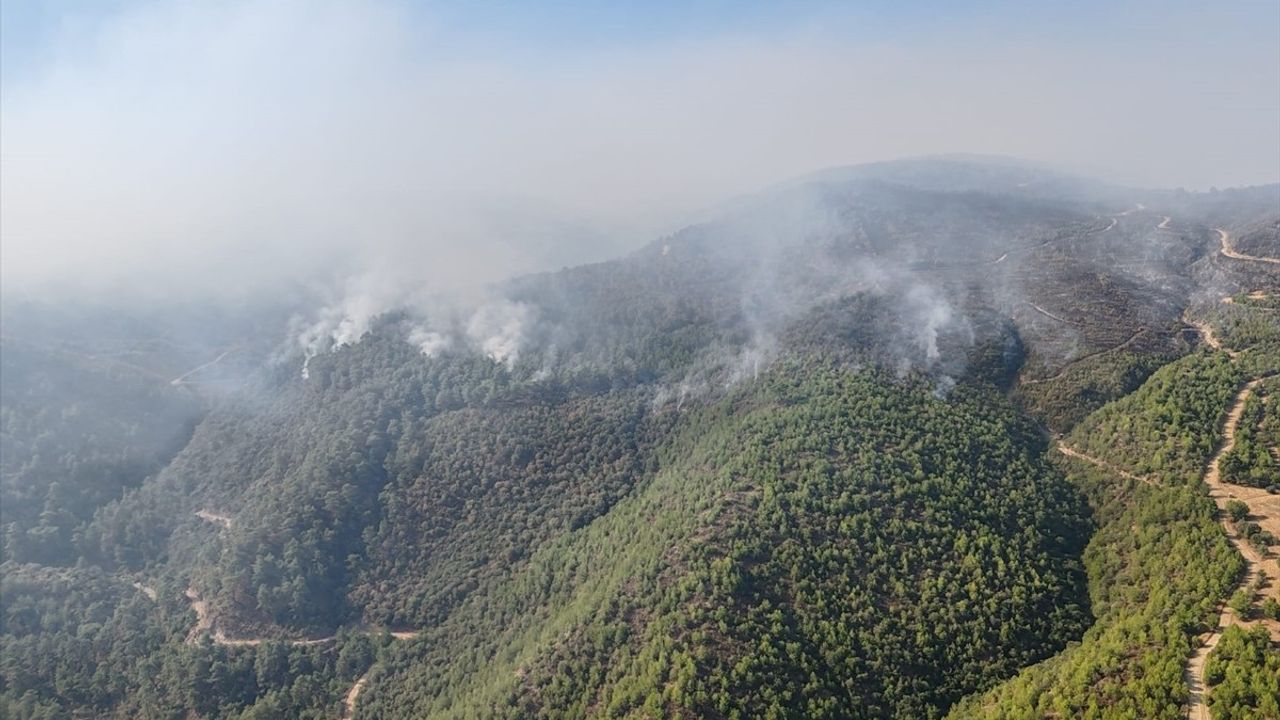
[1067,352,1243,485]
[1219,382,1279,490]
[2,158,1277,719]
[353,360,1093,719]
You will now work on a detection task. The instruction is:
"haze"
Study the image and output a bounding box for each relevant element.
[2,0,1278,300]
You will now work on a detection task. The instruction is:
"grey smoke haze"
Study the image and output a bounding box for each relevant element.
[2,0,1278,302]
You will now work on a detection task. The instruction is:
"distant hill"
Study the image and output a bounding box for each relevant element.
[2,157,1277,720]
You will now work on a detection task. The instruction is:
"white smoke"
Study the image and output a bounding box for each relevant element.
[292,274,406,377]
[652,377,710,411]
[7,0,1278,303]
[466,300,531,366]
[904,284,954,363]
[726,332,777,387]
[286,280,534,372]
[408,327,450,356]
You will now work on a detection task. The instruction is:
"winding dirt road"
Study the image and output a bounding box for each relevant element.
[338,630,420,719]
[181,581,418,719]
[1181,310,1236,358]
[1054,366,1278,719]
[1217,228,1280,265]
[342,673,371,720]
[183,586,338,647]
[1183,378,1280,719]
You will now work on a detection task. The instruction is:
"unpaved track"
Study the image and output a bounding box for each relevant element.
[186,509,424,651]
[185,587,215,643]
[343,673,371,720]
[339,630,419,720]
[182,581,419,720]
[1202,380,1280,621]
[1223,291,1278,310]
[1027,302,1080,326]
[183,586,337,647]
[170,348,238,386]
[1184,378,1280,719]
[1217,228,1280,265]
[1181,310,1236,358]
[1020,329,1146,386]
[1055,442,1158,486]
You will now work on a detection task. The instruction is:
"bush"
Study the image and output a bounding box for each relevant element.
[1260,597,1280,620]
[1227,588,1252,617]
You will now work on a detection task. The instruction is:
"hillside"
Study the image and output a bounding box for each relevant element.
[2,157,1278,720]
[954,222,1280,719]
[356,362,1091,719]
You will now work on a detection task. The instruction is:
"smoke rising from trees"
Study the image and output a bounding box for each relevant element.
[3,0,1277,304]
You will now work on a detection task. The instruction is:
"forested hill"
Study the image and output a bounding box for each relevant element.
[355,361,1092,719]
[2,156,1277,719]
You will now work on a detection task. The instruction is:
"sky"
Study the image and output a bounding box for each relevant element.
[2,0,1279,300]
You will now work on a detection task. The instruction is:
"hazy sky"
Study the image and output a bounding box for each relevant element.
[2,0,1278,299]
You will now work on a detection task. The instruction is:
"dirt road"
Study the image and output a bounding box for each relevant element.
[1217,228,1280,265]
[343,673,371,720]
[1020,329,1147,387]
[1028,302,1079,326]
[170,348,238,386]
[1184,378,1280,719]
[1181,310,1235,357]
[339,630,420,719]
[1055,442,1158,486]
[183,586,337,647]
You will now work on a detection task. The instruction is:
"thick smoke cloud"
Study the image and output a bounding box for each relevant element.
[4,0,1278,307]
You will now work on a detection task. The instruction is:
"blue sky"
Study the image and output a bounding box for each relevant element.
[8,1,1276,80]
[0,1,909,83]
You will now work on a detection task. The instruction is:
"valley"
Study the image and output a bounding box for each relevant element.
[4,0,1278,715]
[2,157,1277,719]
